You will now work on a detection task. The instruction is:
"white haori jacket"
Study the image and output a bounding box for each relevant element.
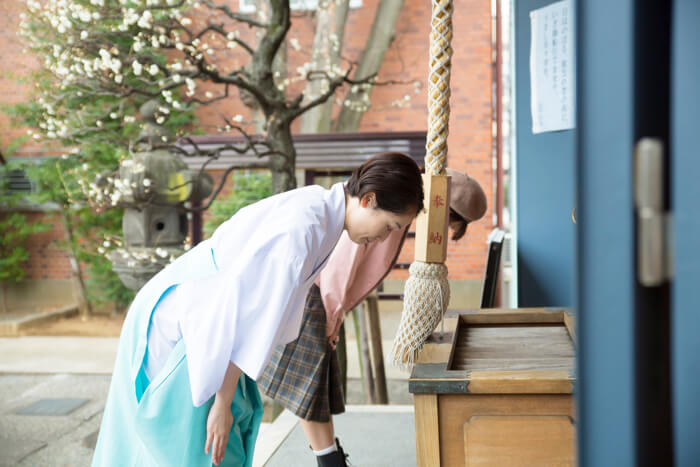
[146,182,346,407]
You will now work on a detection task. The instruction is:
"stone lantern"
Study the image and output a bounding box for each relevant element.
[108,100,213,290]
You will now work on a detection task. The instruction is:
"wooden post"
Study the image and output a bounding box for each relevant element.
[356,305,376,403]
[337,322,348,397]
[414,393,441,466]
[365,296,388,404]
[414,174,450,263]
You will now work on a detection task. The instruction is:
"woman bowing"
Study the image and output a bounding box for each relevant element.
[92,152,424,466]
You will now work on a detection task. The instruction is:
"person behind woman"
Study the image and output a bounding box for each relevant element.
[92,152,424,467]
[259,167,487,467]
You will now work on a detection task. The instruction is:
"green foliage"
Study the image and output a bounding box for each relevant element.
[204,171,274,237]
[2,0,197,310]
[0,157,51,284]
[3,156,135,308]
[0,212,50,284]
[68,206,135,309]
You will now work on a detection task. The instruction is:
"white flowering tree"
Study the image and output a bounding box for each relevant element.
[17,0,413,197]
[9,0,414,307]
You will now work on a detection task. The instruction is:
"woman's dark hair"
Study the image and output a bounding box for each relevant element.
[449,209,468,241]
[346,152,424,214]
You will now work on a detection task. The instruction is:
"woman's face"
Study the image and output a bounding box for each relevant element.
[345,193,416,245]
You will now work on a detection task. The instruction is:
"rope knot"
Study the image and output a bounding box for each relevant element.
[391,261,450,369]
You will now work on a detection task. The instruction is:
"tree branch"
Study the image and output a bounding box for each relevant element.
[245,0,291,115]
[187,83,230,105]
[196,23,256,55]
[138,0,187,12]
[203,2,268,28]
[288,65,369,120]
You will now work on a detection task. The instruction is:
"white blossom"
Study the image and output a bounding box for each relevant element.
[124,9,139,26]
[137,11,153,29]
[110,59,122,74]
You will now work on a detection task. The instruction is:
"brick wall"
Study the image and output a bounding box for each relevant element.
[20,211,74,280]
[0,1,42,154]
[1,0,493,283]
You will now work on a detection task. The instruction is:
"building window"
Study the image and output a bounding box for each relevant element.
[1,168,34,194]
[239,0,362,14]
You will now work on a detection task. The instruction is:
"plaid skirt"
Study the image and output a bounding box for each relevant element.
[258,284,345,422]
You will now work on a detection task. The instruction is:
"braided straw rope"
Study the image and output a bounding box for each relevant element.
[425,0,453,176]
[391,0,453,368]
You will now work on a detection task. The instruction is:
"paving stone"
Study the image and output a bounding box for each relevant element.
[16,398,89,416]
[83,430,99,450]
[0,436,47,467]
[265,410,416,467]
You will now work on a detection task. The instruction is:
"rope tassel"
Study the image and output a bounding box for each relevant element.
[391,262,450,369]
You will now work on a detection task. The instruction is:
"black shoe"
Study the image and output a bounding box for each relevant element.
[315,438,350,467]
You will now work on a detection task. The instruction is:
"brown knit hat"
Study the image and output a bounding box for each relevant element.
[446,168,487,237]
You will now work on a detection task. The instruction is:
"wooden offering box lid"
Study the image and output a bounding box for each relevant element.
[408,308,576,395]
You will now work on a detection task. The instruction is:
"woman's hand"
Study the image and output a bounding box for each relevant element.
[328,333,340,350]
[205,362,241,465]
[205,398,234,465]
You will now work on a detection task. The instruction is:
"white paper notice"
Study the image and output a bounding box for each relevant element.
[530,0,575,133]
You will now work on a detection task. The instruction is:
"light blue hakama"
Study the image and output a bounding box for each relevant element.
[92,241,262,466]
